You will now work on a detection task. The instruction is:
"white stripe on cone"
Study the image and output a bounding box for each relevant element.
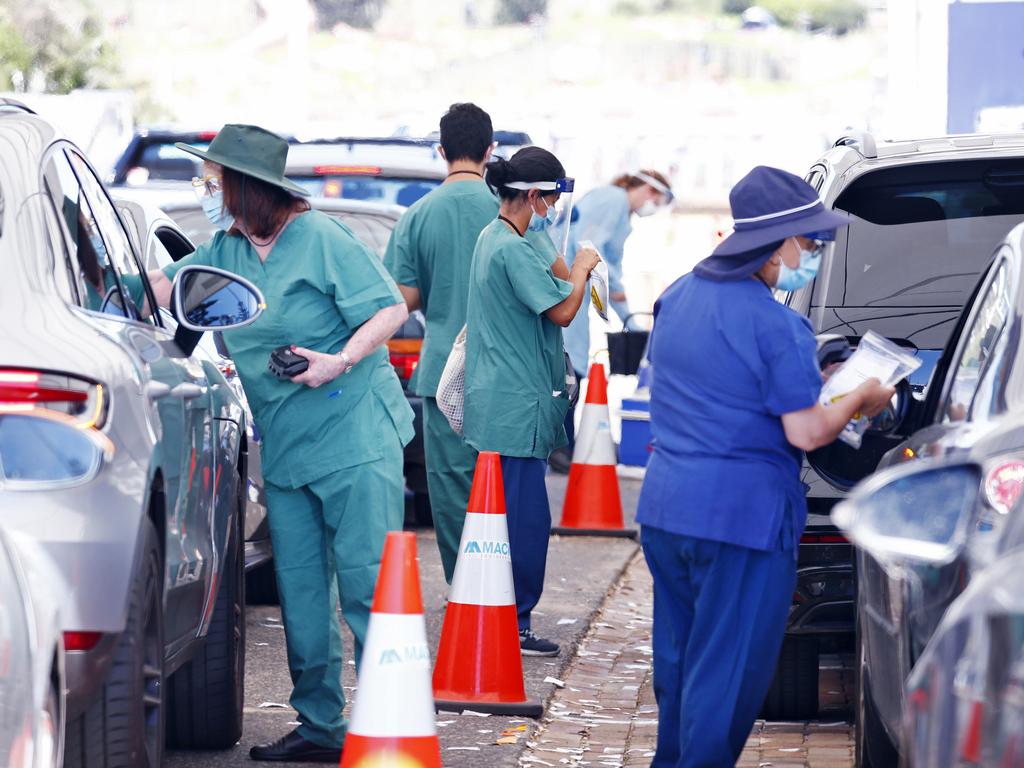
[448,512,515,607]
[572,402,617,466]
[348,614,436,738]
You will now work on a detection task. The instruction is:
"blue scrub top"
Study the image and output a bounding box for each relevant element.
[636,273,822,552]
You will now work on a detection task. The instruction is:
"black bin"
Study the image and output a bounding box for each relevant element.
[606,313,652,376]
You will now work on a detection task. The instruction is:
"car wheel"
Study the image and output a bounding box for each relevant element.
[856,633,898,767]
[761,636,819,720]
[246,559,280,605]
[167,489,246,749]
[65,518,164,768]
[413,491,433,527]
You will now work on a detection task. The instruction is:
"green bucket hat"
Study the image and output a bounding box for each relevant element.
[175,123,309,197]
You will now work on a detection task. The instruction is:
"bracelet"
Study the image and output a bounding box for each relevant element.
[339,351,354,374]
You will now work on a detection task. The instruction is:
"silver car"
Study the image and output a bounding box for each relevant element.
[0,100,263,766]
[0,495,69,768]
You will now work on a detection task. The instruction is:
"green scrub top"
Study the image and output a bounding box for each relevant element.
[164,210,414,489]
[384,180,499,397]
[464,220,573,459]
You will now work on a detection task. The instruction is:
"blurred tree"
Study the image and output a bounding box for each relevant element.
[311,0,386,30]
[0,1,115,93]
[721,0,866,34]
[495,0,548,24]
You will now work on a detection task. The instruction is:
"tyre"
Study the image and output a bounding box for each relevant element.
[246,558,280,605]
[167,496,246,749]
[856,635,899,767]
[761,636,819,720]
[65,519,164,768]
[413,491,433,527]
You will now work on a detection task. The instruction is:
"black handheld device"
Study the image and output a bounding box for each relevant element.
[268,346,309,379]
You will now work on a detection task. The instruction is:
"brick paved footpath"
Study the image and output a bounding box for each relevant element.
[518,551,855,768]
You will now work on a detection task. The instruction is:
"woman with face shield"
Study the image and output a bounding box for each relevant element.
[637,166,895,766]
[550,169,672,471]
[463,146,600,656]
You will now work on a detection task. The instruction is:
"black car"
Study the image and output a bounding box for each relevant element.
[832,220,1024,765]
[761,129,1024,719]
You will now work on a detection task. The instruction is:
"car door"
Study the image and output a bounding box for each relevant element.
[48,146,216,647]
[860,250,1018,734]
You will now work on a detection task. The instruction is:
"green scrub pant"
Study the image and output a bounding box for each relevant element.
[264,442,404,749]
[423,396,477,584]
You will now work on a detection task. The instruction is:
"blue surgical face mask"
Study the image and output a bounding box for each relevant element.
[775,240,823,292]
[201,190,235,231]
[528,196,558,232]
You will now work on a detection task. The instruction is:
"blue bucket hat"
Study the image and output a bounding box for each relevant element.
[694,166,851,281]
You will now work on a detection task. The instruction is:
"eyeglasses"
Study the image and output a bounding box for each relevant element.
[191,175,222,201]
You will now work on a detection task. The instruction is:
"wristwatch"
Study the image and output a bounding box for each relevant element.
[339,351,354,375]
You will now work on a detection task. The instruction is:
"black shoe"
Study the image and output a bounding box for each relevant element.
[548,447,572,475]
[519,628,560,657]
[249,729,343,762]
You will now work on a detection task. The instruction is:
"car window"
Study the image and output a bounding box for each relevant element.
[147,233,175,270]
[943,257,1012,423]
[805,159,1024,393]
[290,175,440,206]
[67,150,155,325]
[137,142,207,182]
[42,151,134,318]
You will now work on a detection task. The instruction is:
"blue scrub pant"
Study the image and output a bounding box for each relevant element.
[641,521,796,767]
[500,455,551,631]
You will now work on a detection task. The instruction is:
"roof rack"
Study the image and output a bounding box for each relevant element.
[833,130,878,159]
[0,97,36,115]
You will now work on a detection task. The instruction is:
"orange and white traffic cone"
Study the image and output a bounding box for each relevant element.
[340,532,441,768]
[432,451,543,717]
[553,363,637,538]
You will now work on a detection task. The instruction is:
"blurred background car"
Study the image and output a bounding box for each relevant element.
[760,130,1024,721]
[284,136,445,205]
[0,516,68,768]
[0,100,260,767]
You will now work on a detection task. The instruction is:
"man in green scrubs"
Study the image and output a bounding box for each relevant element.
[385,103,498,583]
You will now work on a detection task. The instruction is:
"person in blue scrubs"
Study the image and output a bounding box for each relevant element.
[550,169,672,472]
[638,166,895,767]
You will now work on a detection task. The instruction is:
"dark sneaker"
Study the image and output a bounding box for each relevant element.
[519,629,560,657]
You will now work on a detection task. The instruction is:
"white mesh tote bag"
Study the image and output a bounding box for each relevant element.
[437,324,468,435]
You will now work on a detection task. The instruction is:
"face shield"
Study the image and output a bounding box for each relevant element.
[506,177,575,256]
[635,171,673,207]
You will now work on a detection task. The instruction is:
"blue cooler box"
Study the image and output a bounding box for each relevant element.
[619,394,651,467]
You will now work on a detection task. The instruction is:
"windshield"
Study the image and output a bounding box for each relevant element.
[123,141,210,184]
[290,175,440,206]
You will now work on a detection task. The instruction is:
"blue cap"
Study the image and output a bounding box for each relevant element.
[694,166,850,281]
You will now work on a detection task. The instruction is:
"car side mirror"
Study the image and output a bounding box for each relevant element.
[172,266,265,333]
[833,460,981,566]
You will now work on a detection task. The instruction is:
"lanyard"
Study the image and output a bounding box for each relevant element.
[497,215,523,237]
[446,170,483,179]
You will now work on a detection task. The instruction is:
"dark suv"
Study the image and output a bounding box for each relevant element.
[761,130,1024,719]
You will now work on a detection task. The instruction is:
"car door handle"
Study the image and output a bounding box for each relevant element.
[146,381,172,401]
[170,383,207,400]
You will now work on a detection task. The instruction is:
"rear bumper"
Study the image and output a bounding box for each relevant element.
[64,633,120,719]
[787,562,855,635]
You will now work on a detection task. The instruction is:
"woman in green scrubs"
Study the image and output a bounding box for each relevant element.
[148,124,413,763]
[464,147,600,656]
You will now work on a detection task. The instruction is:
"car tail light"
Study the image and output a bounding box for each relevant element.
[984,460,1024,515]
[323,179,342,197]
[314,165,381,176]
[800,533,849,544]
[387,339,421,382]
[197,131,218,141]
[64,631,102,651]
[0,369,108,428]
